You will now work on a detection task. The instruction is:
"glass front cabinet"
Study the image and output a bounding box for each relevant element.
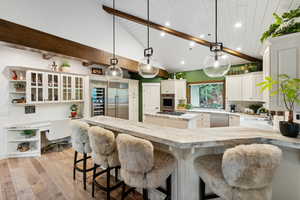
[26,71,84,104]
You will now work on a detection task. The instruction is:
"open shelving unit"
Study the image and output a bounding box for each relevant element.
[9,68,27,105]
[6,128,41,158]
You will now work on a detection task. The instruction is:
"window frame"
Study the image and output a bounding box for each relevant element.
[187,80,226,109]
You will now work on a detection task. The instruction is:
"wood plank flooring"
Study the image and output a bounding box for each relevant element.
[0,148,142,200]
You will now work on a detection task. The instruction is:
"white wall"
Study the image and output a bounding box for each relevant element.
[0,45,91,158]
[0,0,145,61]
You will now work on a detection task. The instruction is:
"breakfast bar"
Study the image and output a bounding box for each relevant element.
[85,116,300,200]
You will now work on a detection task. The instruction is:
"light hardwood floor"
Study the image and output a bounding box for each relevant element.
[0,148,141,200]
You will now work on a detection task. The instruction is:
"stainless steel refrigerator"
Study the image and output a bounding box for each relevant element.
[107,82,129,120]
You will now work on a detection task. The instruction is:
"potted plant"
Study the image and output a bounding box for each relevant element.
[260,6,300,43]
[70,104,78,118]
[258,74,300,137]
[60,61,71,72]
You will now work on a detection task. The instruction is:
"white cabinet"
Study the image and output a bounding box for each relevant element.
[226,75,242,101]
[161,80,175,94]
[26,70,84,104]
[26,71,46,104]
[129,80,139,122]
[261,33,300,111]
[226,72,263,102]
[45,73,60,103]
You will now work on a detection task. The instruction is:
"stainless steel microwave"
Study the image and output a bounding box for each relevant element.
[161,94,175,112]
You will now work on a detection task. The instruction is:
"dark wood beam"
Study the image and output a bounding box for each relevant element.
[0,18,169,78]
[103,5,262,63]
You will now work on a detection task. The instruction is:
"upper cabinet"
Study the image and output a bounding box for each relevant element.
[128,80,139,122]
[226,72,264,102]
[24,69,84,105]
[261,33,300,111]
[161,79,186,99]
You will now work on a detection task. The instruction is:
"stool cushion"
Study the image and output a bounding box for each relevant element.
[194,155,273,200]
[71,120,92,154]
[121,150,176,188]
[117,134,154,174]
[88,126,120,168]
[222,144,282,189]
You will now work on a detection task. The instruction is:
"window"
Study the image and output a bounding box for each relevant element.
[190,82,224,109]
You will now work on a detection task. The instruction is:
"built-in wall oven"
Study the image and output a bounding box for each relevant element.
[161,94,175,112]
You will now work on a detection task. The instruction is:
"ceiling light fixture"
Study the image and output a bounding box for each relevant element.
[234,22,242,28]
[105,0,123,79]
[138,0,159,78]
[181,60,185,65]
[236,47,242,51]
[189,41,195,47]
[160,31,166,37]
[203,0,231,78]
[165,21,171,27]
[200,34,205,39]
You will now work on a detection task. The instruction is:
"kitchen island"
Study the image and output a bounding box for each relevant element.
[144,109,240,129]
[85,116,300,200]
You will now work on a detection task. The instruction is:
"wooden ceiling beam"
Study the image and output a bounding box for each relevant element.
[103,5,262,63]
[0,18,169,78]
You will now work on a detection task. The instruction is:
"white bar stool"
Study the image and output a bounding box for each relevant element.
[194,144,282,200]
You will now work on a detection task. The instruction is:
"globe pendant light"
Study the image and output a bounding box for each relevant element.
[105,0,123,80]
[138,0,159,78]
[203,0,231,78]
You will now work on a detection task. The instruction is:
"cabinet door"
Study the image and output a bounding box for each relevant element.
[252,74,264,101]
[74,76,84,101]
[45,73,60,103]
[226,76,242,101]
[175,80,187,100]
[26,71,45,104]
[161,80,174,94]
[242,75,253,101]
[61,75,73,102]
[129,80,139,122]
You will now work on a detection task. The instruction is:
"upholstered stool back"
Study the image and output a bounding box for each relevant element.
[88,126,119,168]
[116,134,154,174]
[222,144,282,189]
[70,120,91,154]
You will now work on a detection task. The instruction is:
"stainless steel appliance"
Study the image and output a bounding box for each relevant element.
[91,87,105,116]
[107,82,129,120]
[161,94,175,112]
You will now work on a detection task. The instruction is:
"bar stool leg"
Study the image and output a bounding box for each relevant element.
[73,151,78,180]
[83,153,87,190]
[107,167,111,200]
[92,164,97,198]
[143,188,149,200]
[199,177,205,200]
[115,167,119,182]
[166,175,172,200]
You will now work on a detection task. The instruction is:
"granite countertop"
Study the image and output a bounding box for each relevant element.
[188,108,240,116]
[144,112,200,121]
[84,116,300,150]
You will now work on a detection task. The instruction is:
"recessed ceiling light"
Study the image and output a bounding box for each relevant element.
[181,60,185,65]
[200,34,205,39]
[165,21,170,27]
[189,41,195,47]
[234,22,242,28]
[160,32,166,37]
[236,47,242,51]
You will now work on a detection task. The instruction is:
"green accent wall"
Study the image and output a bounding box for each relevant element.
[130,73,166,122]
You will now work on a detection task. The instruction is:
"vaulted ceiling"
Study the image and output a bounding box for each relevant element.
[101,0,300,72]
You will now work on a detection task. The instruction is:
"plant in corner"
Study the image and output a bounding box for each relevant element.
[258,74,300,137]
[260,6,300,43]
[61,61,71,72]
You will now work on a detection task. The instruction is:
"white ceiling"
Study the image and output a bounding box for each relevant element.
[101,0,300,72]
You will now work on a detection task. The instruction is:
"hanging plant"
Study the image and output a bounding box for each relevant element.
[261,6,300,43]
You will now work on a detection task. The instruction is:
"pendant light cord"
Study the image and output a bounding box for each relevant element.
[147,0,150,49]
[113,0,116,59]
[215,0,218,44]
